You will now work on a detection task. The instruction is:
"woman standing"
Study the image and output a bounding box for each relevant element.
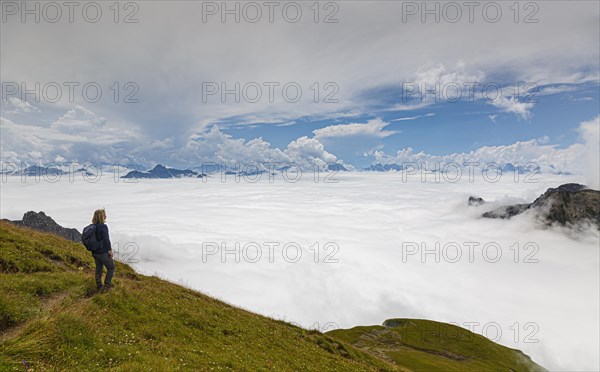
[91,208,115,291]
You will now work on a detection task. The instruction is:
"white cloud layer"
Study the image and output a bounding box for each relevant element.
[1,173,597,371]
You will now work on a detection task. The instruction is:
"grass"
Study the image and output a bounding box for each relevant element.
[326,319,546,371]
[0,220,546,371]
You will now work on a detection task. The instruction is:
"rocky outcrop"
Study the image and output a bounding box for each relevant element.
[468,196,485,206]
[482,204,530,218]
[483,183,600,228]
[10,211,81,241]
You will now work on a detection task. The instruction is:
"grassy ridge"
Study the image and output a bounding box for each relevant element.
[0,220,546,371]
[327,319,546,371]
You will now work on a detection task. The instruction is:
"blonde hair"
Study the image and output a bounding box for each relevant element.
[92,209,106,224]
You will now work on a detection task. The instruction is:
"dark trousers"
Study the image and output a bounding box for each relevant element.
[92,252,115,287]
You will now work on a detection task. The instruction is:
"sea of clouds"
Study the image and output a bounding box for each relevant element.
[1,171,598,370]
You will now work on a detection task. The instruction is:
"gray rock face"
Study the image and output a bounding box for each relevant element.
[530,184,600,226]
[482,204,530,219]
[11,211,81,241]
[483,183,600,228]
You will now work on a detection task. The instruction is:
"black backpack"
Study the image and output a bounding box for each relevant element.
[82,224,103,252]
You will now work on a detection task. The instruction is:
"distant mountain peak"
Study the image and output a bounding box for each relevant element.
[151,164,168,171]
[122,164,204,179]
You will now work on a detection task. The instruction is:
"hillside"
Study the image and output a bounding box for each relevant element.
[0,221,545,371]
[327,320,546,372]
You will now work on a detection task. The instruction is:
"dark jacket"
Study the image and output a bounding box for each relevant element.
[94,223,112,254]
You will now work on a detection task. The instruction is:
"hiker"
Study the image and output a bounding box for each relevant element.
[91,208,115,291]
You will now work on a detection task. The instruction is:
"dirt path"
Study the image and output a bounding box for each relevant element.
[0,291,70,342]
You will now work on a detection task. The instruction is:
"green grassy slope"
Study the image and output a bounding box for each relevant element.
[326,319,546,372]
[0,221,392,371]
[0,221,546,371]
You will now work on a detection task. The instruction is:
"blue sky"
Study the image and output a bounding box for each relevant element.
[219,81,599,168]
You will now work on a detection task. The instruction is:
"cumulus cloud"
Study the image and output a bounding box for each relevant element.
[396,62,541,120]
[388,62,486,111]
[386,62,541,120]
[168,125,339,170]
[578,116,600,189]
[313,118,396,140]
[371,136,586,174]
[172,125,288,167]
[284,136,338,168]
[1,116,54,163]
[308,118,400,168]
[488,95,535,120]
[414,61,485,89]
[1,106,140,164]
[51,105,107,130]
[3,97,40,114]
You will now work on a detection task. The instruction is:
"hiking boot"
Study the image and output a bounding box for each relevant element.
[102,285,112,292]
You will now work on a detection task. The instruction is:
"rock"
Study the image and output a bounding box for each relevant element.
[482,183,600,228]
[468,196,485,206]
[530,184,600,226]
[482,204,530,219]
[11,211,81,241]
[539,183,587,193]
